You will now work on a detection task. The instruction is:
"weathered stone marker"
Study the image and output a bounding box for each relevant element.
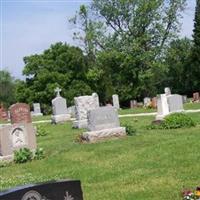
[0,179,83,200]
[156,93,184,120]
[0,103,36,161]
[73,93,99,129]
[51,87,70,124]
[82,106,126,142]
[32,103,43,117]
[112,94,120,109]
[10,103,32,124]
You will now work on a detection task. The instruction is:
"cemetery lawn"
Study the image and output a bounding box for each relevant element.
[1,113,200,200]
[183,102,200,110]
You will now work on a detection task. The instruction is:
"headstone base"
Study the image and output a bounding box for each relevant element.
[31,112,43,117]
[51,114,71,124]
[82,127,126,142]
[0,155,13,162]
[156,110,184,120]
[73,120,88,129]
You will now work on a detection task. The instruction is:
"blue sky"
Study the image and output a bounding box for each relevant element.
[0,0,196,79]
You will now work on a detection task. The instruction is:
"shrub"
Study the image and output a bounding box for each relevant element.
[14,148,33,163]
[147,113,196,130]
[34,148,45,160]
[162,113,196,129]
[121,123,137,136]
[36,125,49,137]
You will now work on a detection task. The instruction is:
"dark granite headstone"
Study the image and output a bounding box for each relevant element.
[0,179,83,200]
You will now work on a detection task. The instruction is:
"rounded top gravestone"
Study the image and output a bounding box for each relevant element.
[9,103,32,124]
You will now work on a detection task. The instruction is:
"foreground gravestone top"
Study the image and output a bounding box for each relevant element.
[9,103,32,124]
[0,179,83,200]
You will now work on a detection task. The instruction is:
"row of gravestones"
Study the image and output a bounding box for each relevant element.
[0,89,124,160]
[51,88,126,142]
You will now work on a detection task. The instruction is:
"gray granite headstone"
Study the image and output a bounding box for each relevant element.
[87,106,120,131]
[51,87,70,123]
[167,94,184,113]
[82,106,126,142]
[112,94,120,109]
[32,103,43,116]
[143,97,151,107]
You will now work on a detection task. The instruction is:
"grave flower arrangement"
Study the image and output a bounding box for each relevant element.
[182,187,200,200]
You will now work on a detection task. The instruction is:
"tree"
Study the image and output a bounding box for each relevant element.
[164,38,193,94]
[0,70,16,108]
[190,0,200,92]
[16,43,92,113]
[71,0,186,102]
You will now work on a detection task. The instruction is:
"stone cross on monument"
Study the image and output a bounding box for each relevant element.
[54,87,62,97]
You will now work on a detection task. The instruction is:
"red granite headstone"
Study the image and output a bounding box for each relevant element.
[0,104,8,121]
[193,92,200,102]
[151,97,157,108]
[9,103,32,124]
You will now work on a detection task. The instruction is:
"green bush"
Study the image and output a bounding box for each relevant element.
[162,113,196,129]
[121,123,136,136]
[14,148,33,163]
[34,148,45,160]
[36,125,49,137]
[147,113,196,130]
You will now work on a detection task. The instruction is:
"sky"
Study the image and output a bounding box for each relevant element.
[0,0,196,79]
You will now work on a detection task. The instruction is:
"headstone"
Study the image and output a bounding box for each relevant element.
[168,94,184,112]
[0,103,36,161]
[82,106,126,142]
[156,94,169,120]
[9,103,32,124]
[193,92,200,102]
[182,95,187,104]
[0,104,8,121]
[130,100,137,108]
[51,87,70,124]
[143,97,151,107]
[73,93,99,129]
[67,105,76,118]
[112,94,120,109]
[156,94,184,120]
[151,97,157,108]
[31,103,43,117]
[0,179,83,200]
[0,123,37,160]
[164,87,171,96]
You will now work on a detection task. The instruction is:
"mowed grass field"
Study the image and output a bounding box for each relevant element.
[1,112,200,200]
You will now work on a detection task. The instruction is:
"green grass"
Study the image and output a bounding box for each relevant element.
[31,115,51,122]
[119,107,156,115]
[184,102,200,110]
[1,114,200,200]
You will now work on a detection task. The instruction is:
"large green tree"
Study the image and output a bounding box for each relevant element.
[189,0,200,92]
[71,0,186,103]
[16,43,92,113]
[0,70,16,108]
[164,38,193,94]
